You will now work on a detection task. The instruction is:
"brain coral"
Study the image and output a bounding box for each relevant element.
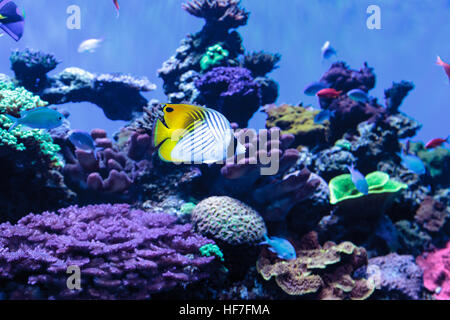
[0,204,219,300]
[192,196,267,246]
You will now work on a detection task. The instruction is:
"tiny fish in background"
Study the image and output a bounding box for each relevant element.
[321,40,337,60]
[5,107,65,132]
[314,109,335,124]
[347,88,369,103]
[347,163,369,195]
[398,152,426,175]
[68,130,96,151]
[260,235,297,260]
[0,0,25,41]
[436,56,450,81]
[317,88,342,99]
[78,38,104,53]
[303,81,329,96]
[113,0,120,18]
[153,104,246,164]
[425,136,448,149]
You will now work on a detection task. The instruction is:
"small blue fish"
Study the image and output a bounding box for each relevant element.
[314,109,335,124]
[303,81,329,96]
[68,130,95,151]
[321,41,337,60]
[398,153,426,175]
[347,89,369,103]
[260,234,297,260]
[5,107,64,132]
[347,163,369,195]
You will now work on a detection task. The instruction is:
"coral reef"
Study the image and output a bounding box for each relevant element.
[264,104,330,149]
[0,81,73,222]
[10,50,156,121]
[158,0,278,127]
[0,204,219,299]
[416,241,450,300]
[256,232,374,300]
[410,142,450,188]
[195,66,263,126]
[384,81,415,114]
[355,253,423,300]
[192,196,267,246]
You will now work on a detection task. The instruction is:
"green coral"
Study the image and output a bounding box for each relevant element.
[329,171,407,205]
[334,139,352,151]
[0,81,62,167]
[265,104,330,149]
[410,142,449,186]
[199,243,225,262]
[180,202,197,215]
[200,43,229,71]
[256,232,374,300]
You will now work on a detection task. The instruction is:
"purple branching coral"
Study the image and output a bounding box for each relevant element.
[182,0,249,32]
[0,204,219,299]
[195,66,263,126]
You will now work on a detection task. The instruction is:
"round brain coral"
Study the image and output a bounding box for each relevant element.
[192,196,267,246]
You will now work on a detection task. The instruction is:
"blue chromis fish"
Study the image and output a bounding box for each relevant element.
[347,89,369,103]
[5,107,64,132]
[303,81,329,96]
[398,153,426,175]
[78,38,103,53]
[321,41,337,60]
[347,163,369,195]
[260,235,297,260]
[314,109,335,124]
[68,130,95,151]
[153,104,246,164]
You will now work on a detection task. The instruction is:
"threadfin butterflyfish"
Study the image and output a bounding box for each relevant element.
[153,104,246,164]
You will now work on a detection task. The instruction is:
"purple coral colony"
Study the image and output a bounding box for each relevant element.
[0,0,448,302]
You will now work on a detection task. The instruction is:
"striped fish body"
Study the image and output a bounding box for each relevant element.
[153,104,241,164]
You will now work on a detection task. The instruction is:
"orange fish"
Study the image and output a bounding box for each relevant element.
[425,136,448,149]
[436,56,450,81]
[316,88,342,99]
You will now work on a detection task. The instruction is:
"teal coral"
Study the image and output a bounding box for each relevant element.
[199,243,225,262]
[410,142,449,186]
[200,43,229,71]
[334,139,352,151]
[329,171,407,205]
[0,81,62,167]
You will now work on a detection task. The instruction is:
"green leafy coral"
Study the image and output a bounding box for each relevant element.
[0,81,62,167]
[200,43,229,71]
[329,171,407,205]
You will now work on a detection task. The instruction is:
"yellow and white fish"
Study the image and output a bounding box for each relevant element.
[153,104,246,164]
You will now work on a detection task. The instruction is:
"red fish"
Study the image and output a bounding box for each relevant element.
[113,0,119,17]
[436,56,450,80]
[316,88,342,99]
[425,136,449,149]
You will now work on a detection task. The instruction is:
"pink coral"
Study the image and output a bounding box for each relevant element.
[416,241,450,300]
